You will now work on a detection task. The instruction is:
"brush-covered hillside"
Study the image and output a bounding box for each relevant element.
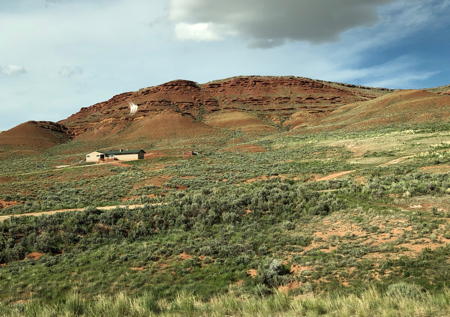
[0,77,449,316]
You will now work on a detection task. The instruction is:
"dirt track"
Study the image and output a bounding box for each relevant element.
[380,156,413,167]
[315,170,355,182]
[314,155,414,182]
[0,204,156,222]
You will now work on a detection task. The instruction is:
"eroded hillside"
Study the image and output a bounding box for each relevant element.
[0,121,71,154]
[59,76,391,139]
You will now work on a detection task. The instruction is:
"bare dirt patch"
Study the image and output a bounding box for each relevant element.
[158,263,169,269]
[247,269,258,278]
[278,281,302,293]
[354,175,368,185]
[290,265,314,274]
[0,200,20,209]
[134,175,172,189]
[301,219,368,254]
[397,238,450,257]
[420,164,450,174]
[363,252,388,260]
[315,170,355,182]
[232,280,244,287]
[26,252,44,260]
[0,176,14,184]
[122,194,159,202]
[366,226,413,247]
[179,252,193,260]
[144,150,167,159]
[345,144,370,157]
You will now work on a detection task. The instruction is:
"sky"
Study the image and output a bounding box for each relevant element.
[0,0,449,130]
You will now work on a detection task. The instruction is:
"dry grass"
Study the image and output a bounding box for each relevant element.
[1,288,448,317]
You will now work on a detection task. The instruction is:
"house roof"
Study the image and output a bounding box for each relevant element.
[103,149,145,155]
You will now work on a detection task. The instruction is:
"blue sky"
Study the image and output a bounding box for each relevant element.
[0,0,449,130]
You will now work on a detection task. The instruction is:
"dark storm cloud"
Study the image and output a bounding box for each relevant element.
[170,0,393,46]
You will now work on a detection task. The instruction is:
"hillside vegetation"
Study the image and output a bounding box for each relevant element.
[1,288,449,316]
[0,120,449,315]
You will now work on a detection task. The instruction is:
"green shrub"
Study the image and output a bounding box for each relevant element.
[386,282,424,299]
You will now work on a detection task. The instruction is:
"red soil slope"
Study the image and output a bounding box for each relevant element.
[203,111,276,134]
[123,111,214,140]
[0,121,71,151]
[60,76,390,139]
[292,90,450,132]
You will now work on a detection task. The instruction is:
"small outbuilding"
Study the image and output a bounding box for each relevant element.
[86,149,145,163]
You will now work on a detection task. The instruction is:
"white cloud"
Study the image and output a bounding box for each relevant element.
[175,23,222,41]
[58,66,83,78]
[365,71,439,88]
[0,65,27,76]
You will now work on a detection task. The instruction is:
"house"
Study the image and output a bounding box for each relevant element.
[86,151,105,163]
[86,149,145,163]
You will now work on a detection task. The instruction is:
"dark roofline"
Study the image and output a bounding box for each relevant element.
[102,149,145,155]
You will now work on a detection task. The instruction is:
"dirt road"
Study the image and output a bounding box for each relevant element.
[0,204,156,222]
[315,170,355,182]
[380,156,413,167]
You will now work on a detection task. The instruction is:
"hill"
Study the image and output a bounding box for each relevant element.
[0,121,71,153]
[290,89,450,131]
[59,76,391,140]
[2,76,450,152]
[427,84,450,95]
